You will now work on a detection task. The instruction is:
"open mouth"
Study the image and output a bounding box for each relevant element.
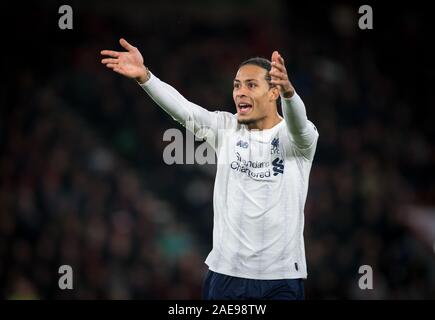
[238,103,253,115]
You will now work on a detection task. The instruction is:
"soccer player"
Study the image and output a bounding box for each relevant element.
[101,38,319,300]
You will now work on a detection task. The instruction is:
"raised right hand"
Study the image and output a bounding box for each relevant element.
[101,38,150,83]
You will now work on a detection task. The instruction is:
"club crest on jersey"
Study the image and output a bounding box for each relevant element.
[236,139,249,149]
[271,138,280,154]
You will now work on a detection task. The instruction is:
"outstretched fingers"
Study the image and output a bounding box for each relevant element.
[108,64,123,73]
[113,67,122,73]
[271,51,286,66]
[104,62,123,73]
[270,78,288,85]
[100,50,121,58]
[271,51,280,63]
[270,51,287,81]
[270,69,288,80]
[271,61,286,73]
[101,58,118,65]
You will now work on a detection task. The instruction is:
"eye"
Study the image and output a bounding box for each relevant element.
[233,83,240,89]
[248,83,256,89]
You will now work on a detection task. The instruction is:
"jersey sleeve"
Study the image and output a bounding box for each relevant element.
[139,72,228,148]
[281,92,319,161]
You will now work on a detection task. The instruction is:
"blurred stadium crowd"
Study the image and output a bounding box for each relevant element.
[1,1,434,299]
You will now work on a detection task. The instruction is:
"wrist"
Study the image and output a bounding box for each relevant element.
[136,66,150,84]
[282,87,295,99]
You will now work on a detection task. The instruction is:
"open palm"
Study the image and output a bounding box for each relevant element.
[269,50,295,98]
[101,38,148,83]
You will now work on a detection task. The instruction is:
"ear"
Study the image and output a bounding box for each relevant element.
[269,86,280,104]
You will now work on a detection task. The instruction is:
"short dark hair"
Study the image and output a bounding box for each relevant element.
[238,57,281,108]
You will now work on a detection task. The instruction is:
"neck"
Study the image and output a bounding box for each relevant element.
[247,113,282,130]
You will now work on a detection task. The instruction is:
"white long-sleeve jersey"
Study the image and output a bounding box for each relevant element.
[140,72,319,280]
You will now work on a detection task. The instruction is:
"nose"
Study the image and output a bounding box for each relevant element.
[235,86,248,98]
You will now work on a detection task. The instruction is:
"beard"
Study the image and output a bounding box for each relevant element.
[237,118,256,125]
[237,114,266,126]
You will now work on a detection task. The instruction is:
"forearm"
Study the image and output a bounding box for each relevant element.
[281,92,317,148]
[138,71,215,130]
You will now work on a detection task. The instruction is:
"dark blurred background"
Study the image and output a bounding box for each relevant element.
[1,0,435,299]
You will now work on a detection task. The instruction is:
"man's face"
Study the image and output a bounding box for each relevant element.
[233,64,278,126]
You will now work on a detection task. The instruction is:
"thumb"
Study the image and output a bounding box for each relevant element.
[120,38,135,51]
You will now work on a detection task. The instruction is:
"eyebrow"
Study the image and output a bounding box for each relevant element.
[233,79,259,83]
